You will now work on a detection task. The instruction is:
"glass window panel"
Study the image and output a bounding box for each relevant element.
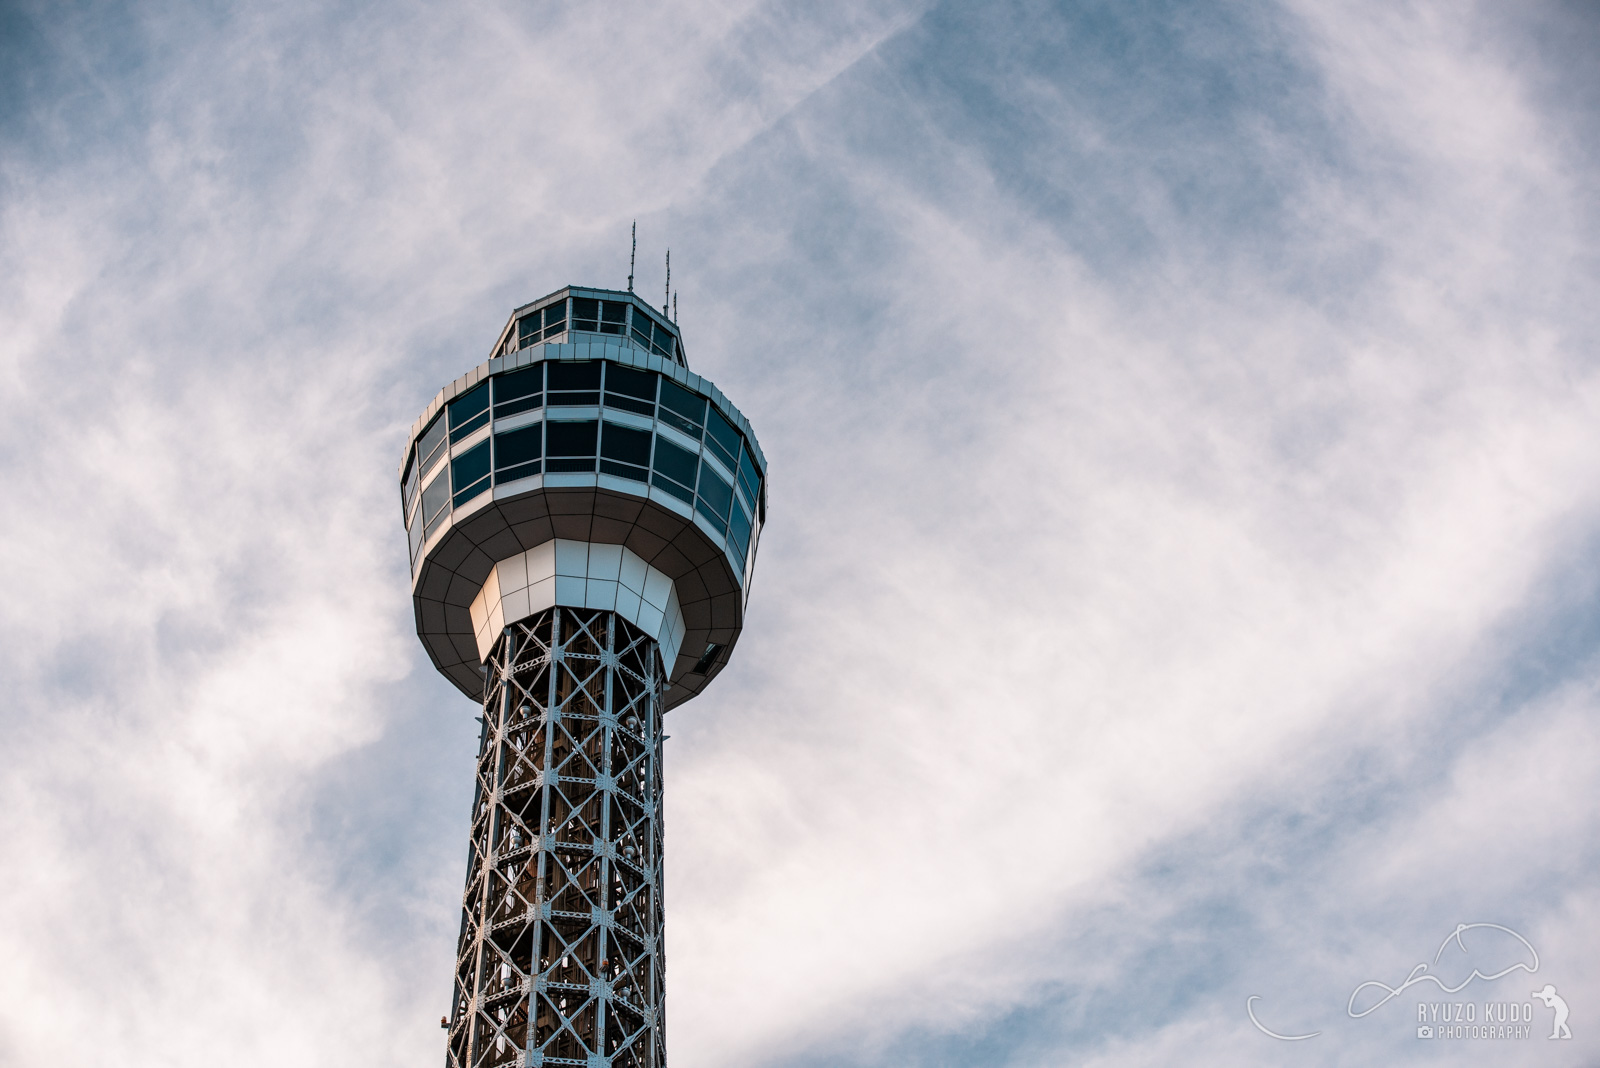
[449,382,489,427]
[572,297,599,330]
[696,460,733,521]
[729,499,752,558]
[604,394,654,416]
[695,497,729,533]
[599,300,626,334]
[408,507,425,561]
[652,436,698,489]
[737,448,761,506]
[545,419,598,457]
[497,460,541,482]
[494,366,542,402]
[547,361,601,391]
[600,423,652,466]
[544,300,566,331]
[418,412,448,475]
[451,440,492,507]
[421,468,451,528]
[704,410,740,470]
[403,453,418,516]
[604,364,656,400]
[651,471,694,503]
[495,394,542,419]
[547,360,600,405]
[494,424,542,470]
[600,459,648,482]
[631,310,660,346]
[449,382,490,442]
[658,379,706,437]
[517,312,541,346]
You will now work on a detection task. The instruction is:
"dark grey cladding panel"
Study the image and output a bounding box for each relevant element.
[412,484,744,708]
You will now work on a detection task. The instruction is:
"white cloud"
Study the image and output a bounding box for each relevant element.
[1,0,1596,1065]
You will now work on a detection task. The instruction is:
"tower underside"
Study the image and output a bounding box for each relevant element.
[449,607,666,1068]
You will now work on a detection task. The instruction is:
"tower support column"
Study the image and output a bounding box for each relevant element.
[447,606,666,1068]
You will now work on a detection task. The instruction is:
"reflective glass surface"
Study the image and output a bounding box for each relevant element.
[418,412,448,477]
[421,468,451,540]
[493,365,543,418]
[547,361,601,406]
[729,499,752,558]
[449,382,490,443]
[695,460,733,522]
[451,440,492,507]
[651,436,697,491]
[603,364,656,415]
[658,380,706,437]
[546,419,598,472]
[704,410,739,472]
[494,423,542,482]
[403,453,418,517]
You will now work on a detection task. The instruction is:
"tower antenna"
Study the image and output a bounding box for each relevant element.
[664,249,671,314]
[627,221,636,292]
[673,292,677,323]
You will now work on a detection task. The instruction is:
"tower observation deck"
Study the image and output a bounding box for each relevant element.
[400,285,767,1067]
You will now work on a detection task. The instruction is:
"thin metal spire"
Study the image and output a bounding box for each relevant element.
[664,250,670,314]
[673,292,677,323]
[627,221,636,292]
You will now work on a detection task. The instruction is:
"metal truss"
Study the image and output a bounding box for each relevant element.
[447,607,666,1068]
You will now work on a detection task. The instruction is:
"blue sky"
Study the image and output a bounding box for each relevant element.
[2,1,1599,1065]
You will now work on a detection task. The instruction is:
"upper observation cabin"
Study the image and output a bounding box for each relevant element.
[492,286,687,365]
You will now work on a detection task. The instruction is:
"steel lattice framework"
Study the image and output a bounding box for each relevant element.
[448,607,666,1068]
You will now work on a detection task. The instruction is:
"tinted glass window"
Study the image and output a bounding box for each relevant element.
[418,413,448,475]
[547,361,600,405]
[572,297,600,331]
[494,424,542,469]
[651,331,676,361]
[449,382,491,442]
[449,382,489,427]
[421,469,451,530]
[601,423,652,466]
[658,380,706,436]
[403,454,418,517]
[547,361,601,390]
[696,461,733,521]
[651,471,693,503]
[736,449,761,506]
[704,410,740,471]
[729,499,752,558]
[604,364,655,400]
[544,300,566,330]
[546,420,598,457]
[652,436,698,489]
[451,440,492,507]
[495,366,542,401]
[631,309,662,348]
[493,366,542,418]
[518,312,541,345]
[409,507,425,561]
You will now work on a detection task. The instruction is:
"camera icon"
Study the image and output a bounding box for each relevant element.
[1416,1026,1433,1039]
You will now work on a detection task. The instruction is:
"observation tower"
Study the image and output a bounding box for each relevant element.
[399,285,767,1067]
